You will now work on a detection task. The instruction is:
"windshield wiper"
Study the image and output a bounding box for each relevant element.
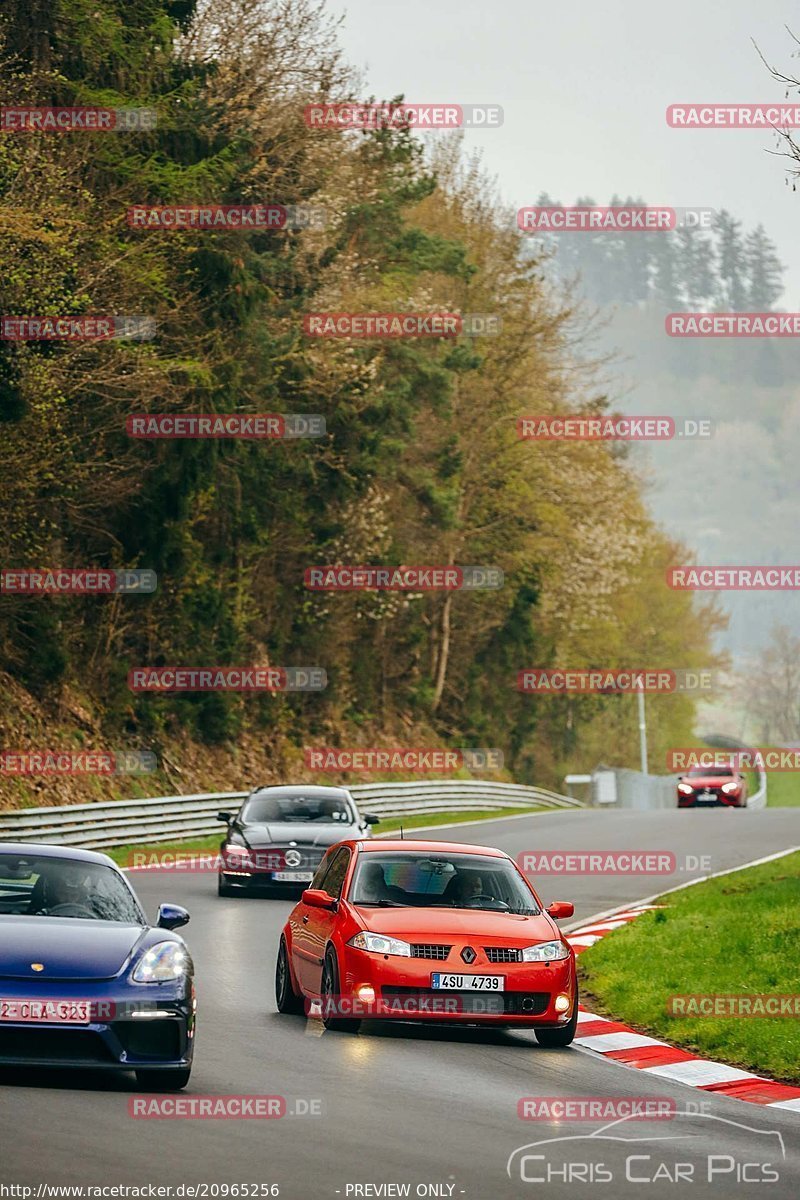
[357,899,408,907]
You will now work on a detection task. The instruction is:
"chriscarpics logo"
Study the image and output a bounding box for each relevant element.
[507,1111,785,1186]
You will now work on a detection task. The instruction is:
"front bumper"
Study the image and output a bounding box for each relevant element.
[336,947,576,1026]
[0,977,194,1071]
[219,869,316,892]
[678,792,744,808]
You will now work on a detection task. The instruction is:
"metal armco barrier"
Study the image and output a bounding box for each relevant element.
[0,780,582,850]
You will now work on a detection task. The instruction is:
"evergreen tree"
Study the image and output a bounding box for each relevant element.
[745,224,785,310]
[674,225,716,310]
[714,210,749,310]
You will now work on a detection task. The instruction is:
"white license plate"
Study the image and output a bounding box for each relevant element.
[0,999,91,1025]
[431,973,505,991]
[272,870,314,882]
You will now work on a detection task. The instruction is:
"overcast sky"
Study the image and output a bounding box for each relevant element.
[332,0,800,304]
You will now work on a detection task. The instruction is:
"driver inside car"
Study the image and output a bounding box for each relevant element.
[29,864,94,915]
[444,871,484,904]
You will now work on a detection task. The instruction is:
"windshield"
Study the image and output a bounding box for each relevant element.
[241,793,355,824]
[0,853,144,923]
[686,766,734,777]
[350,852,540,914]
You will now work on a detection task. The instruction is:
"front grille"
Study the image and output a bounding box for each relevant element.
[484,947,523,963]
[271,845,325,865]
[0,1027,115,1063]
[410,944,452,960]
[381,986,549,1016]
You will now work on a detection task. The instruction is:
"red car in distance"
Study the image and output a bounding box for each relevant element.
[677,763,748,808]
[275,839,578,1044]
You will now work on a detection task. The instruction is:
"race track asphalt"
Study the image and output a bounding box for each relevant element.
[1,808,799,1198]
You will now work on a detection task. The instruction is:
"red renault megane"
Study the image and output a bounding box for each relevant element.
[275,839,578,1044]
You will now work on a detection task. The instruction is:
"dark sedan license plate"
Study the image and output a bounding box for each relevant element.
[0,998,91,1024]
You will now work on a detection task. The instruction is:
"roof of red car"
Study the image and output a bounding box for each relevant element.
[357,838,506,857]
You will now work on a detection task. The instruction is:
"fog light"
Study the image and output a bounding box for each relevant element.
[356,984,376,1003]
[554,993,571,1013]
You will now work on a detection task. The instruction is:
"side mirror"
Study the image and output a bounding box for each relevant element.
[216,811,233,823]
[362,813,380,825]
[302,888,337,910]
[546,901,574,920]
[157,903,190,930]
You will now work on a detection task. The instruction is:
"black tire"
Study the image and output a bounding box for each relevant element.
[534,988,578,1048]
[321,948,361,1033]
[136,1067,191,1091]
[218,877,236,897]
[275,938,305,1014]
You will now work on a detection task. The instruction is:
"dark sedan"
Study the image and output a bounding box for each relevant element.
[0,843,194,1089]
[216,785,379,896]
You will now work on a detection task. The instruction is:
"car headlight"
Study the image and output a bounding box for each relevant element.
[347,932,412,957]
[521,940,570,962]
[678,782,695,796]
[132,942,191,983]
[224,842,249,855]
[721,781,740,794]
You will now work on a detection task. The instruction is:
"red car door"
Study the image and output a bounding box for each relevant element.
[292,847,351,994]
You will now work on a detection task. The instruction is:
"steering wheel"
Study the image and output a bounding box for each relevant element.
[463,894,510,911]
[43,902,96,918]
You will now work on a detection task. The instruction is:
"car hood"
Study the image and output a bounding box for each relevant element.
[0,916,146,980]
[684,776,736,786]
[351,905,560,944]
[241,823,353,848]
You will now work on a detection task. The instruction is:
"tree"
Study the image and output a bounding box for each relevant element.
[674,225,716,310]
[745,224,784,309]
[714,210,749,310]
[750,625,800,742]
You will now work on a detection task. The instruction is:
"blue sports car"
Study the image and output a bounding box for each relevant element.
[0,843,195,1089]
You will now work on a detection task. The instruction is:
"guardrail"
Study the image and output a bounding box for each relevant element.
[0,781,582,849]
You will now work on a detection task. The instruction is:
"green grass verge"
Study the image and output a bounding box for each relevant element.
[765,772,800,806]
[578,850,800,1083]
[104,805,546,868]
